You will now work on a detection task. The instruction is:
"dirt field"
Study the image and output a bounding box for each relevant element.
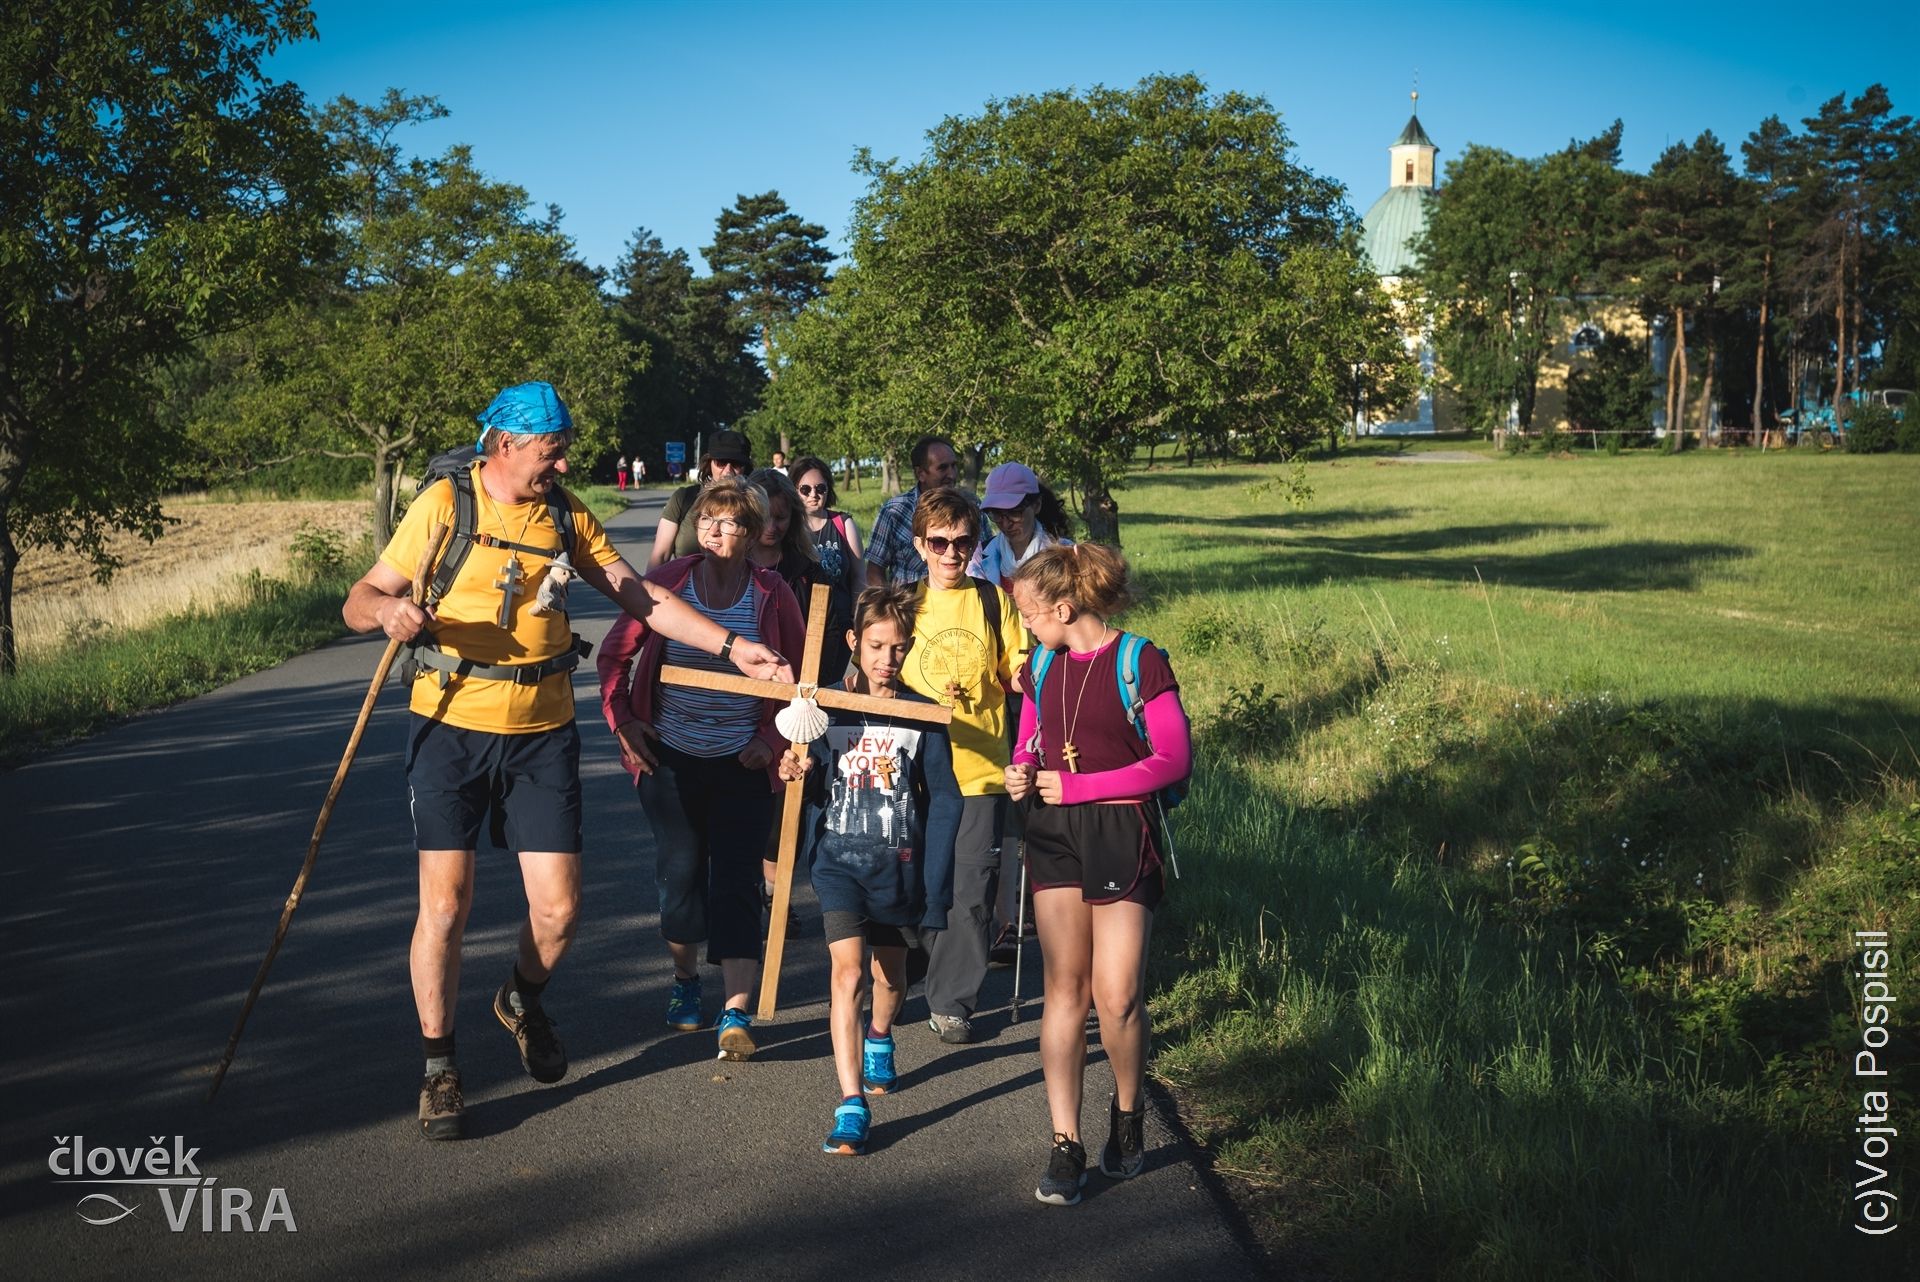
[12,498,370,655]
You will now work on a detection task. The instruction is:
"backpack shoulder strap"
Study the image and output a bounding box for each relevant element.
[1114,631,1150,740]
[545,486,575,558]
[426,470,476,607]
[830,511,850,544]
[971,576,1002,674]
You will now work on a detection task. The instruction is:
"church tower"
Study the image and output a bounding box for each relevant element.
[1390,91,1438,190]
[1359,90,1440,279]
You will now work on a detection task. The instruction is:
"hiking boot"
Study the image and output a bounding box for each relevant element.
[1035,1135,1088,1206]
[493,981,567,1083]
[418,1067,464,1140]
[861,1032,898,1095]
[822,1098,870,1156]
[1099,1094,1146,1179]
[987,924,1019,968]
[716,1007,756,1061]
[928,1012,973,1045]
[665,976,703,1031]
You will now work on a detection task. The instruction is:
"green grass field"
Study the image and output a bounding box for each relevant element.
[849,447,1919,1277]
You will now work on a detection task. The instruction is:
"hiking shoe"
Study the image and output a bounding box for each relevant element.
[716,1007,756,1061]
[1035,1135,1088,1206]
[928,1012,973,1045]
[987,924,1018,968]
[822,1098,870,1156]
[862,1032,898,1095]
[493,981,567,1083]
[1099,1095,1146,1179]
[665,976,703,1031]
[418,1068,464,1140]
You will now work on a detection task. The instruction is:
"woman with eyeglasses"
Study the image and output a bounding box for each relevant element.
[977,462,1074,592]
[899,486,1027,1046]
[647,429,755,569]
[598,475,805,1062]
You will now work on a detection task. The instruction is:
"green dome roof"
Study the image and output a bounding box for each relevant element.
[1360,184,1434,276]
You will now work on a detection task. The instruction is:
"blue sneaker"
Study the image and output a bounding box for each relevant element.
[716,1007,756,1061]
[861,1032,897,1095]
[823,1098,870,1156]
[665,977,702,1031]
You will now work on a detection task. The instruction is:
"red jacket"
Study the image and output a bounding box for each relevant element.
[596,554,805,790]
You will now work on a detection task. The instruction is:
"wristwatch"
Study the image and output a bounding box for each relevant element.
[719,630,738,660]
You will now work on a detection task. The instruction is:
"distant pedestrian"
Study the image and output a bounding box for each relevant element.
[1005,544,1191,1206]
[636,458,647,484]
[617,455,630,491]
[770,449,788,473]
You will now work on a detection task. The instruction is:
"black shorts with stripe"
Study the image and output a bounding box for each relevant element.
[1020,797,1163,910]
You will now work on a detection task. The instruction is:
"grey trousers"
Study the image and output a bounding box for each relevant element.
[924,793,1007,1020]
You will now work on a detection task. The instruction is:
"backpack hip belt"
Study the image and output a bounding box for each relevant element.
[402,635,591,689]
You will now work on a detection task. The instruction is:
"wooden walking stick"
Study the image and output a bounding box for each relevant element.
[207,522,449,1101]
[657,583,952,1021]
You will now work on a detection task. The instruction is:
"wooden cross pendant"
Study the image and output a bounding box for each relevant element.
[1061,741,1081,772]
[658,583,952,1021]
[871,754,897,788]
[493,558,526,628]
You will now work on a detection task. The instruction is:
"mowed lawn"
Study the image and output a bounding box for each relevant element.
[1118,445,1919,727]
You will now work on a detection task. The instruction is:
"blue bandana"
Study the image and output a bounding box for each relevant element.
[474,382,574,453]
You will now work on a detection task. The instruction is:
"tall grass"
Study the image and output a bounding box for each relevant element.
[1109,449,1919,1277]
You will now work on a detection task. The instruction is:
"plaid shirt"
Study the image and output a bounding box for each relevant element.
[864,485,927,585]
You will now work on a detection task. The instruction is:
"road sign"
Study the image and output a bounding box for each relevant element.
[664,441,686,464]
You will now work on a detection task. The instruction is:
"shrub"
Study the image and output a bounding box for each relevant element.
[1844,403,1900,453]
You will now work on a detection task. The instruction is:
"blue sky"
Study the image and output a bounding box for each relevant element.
[269,0,1920,278]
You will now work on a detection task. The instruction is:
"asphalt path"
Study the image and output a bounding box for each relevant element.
[0,491,1263,1281]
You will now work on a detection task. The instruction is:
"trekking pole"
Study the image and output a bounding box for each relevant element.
[207,523,449,1102]
[1009,839,1029,1024]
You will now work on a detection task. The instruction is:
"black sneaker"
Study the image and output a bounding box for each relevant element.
[1099,1095,1146,1178]
[418,1067,464,1140]
[493,981,567,1083]
[1035,1135,1088,1206]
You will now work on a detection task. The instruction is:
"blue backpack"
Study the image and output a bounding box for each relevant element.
[1026,632,1186,873]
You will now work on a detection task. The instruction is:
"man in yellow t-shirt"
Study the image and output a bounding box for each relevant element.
[344,381,792,1141]
[899,486,1028,1044]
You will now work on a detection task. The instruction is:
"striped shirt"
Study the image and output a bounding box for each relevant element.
[654,574,764,757]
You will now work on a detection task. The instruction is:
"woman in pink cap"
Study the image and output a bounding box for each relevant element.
[977,462,1074,592]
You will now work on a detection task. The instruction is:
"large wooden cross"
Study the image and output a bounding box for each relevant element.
[659,582,952,1020]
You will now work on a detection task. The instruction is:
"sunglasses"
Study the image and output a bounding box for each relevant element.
[922,535,978,557]
[796,483,829,497]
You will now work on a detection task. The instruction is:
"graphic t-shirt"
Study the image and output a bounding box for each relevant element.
[379,468,618,734]
[900,579,1027,795]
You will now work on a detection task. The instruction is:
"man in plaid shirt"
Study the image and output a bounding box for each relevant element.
[865,435,960,588]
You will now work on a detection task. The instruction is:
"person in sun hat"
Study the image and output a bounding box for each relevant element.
[648,429,756,567]
[343,381,793,1142]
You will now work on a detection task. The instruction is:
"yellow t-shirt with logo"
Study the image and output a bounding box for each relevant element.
[379,467,620,734]
[900,579,1028,796]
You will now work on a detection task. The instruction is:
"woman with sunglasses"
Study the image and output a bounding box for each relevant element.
[899,486,1027,1045]
[599,476,805,1061]
[647,429,755,569]
[788,456,863,671]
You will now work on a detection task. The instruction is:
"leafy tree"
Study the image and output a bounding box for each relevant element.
[611,228,763,474]
[0,0,333,673]
[203,92,628,545]
[1417,135,1622,435]
[1567,332,1655,450]
[768,74,1411,542]
[1736,116,1809,439]
[703,192,833,453]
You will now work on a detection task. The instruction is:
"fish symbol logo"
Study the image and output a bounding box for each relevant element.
[76,1193,139,1225]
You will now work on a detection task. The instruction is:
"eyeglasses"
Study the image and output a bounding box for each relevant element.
[796,484,829,497]
[696,515,747,535]
[985,505,1030,525]
[922,535,978,557]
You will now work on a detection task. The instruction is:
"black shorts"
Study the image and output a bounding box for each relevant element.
[405,716,582,853]
[821,910,920,950]
[1021,798,1164,910]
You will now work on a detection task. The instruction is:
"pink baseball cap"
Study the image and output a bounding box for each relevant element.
[981,462,1040,510]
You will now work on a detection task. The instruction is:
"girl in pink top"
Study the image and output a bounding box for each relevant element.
[1005,544,1191,1206]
